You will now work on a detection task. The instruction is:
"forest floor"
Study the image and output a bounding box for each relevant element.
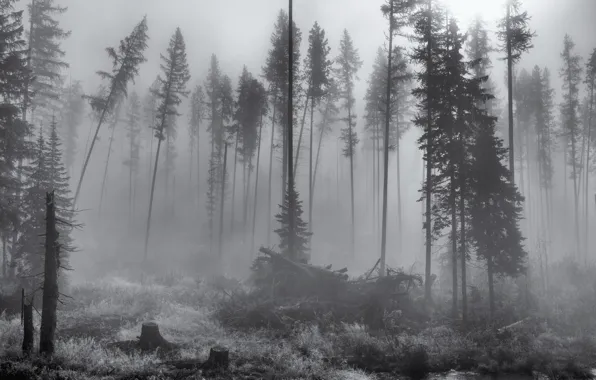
[0,275,595,380]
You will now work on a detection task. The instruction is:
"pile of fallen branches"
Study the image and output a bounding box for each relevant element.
[216,247,426,332]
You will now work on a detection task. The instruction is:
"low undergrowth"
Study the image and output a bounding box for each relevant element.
[0,274,595,380]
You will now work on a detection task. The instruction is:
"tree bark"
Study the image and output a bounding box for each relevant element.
[294,87,311,178]
[218,143,229,270]
[488,252,495,320]
[139,322,170,351]
[144,136,163,260]
[207,346,229,369]
[308,95,315,237]
[267,98,277,246]
[98,117,118,217]
[40,192,58,356]
[251,116,264,255]
[230,133,239,234]
[22,303,33,356]
[424,0,434,304]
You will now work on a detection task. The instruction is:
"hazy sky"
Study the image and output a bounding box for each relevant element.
[48,0,596,106]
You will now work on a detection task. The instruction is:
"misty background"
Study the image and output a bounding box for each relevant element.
[22,0,596,283]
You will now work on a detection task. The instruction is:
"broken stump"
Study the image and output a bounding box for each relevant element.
[21,304,33,355]
[207,345,229,369]
[138,322,170,351]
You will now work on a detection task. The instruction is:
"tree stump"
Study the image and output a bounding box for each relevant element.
[22,304,33,355]
[207,345,229,369]
[138,322,169,351]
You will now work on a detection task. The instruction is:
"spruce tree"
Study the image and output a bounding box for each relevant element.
[559,34,583,259]
[469,118,526,318]
[497,0,535,182]
[124,91,141,221]
[144,28,190,259]
[335,29,362,259]
[25,0,70,123]
[585,49,596,261]
[188,84,205,204]
[411,0,445,303]
[275,183,311,263]
[303,21,332,234]
[15,119,74,287]
[59,80,85,173]
[74,16,148,206]
[0,0,32,276]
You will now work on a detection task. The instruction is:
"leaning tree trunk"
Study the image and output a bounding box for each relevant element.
[40,192,59,356]
[98,121,118,217]
[144,135,164,260]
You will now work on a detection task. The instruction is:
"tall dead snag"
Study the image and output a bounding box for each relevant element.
[40,191,59,356]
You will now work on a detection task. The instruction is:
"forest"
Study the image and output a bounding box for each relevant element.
[1,0,596,379]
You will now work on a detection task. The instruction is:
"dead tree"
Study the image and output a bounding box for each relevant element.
[40,191,59,356]
[22,299,33,356]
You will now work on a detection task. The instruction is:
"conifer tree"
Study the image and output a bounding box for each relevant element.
[188,84,205,204]
[559,34,583,258]
[411,0,445,303]
[74,16,149,206]
[263,9,301,201]
[59,80,85,173]
[335,29,362,259]
[585,49,596,260]
[144,28,190,259]
[124,91,141,221]
[143,77,159,181]
[497,0,535,182]
[469,117,526,318]
[25,0,70,123]
[303,21,331,234]
[0,0,32,275]
[275,183,311,263]
[15,119,74,287]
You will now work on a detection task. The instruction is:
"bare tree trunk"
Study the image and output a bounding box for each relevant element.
[74,88,117,206]
[294,87,311,177]
[22,302,33,355]
[2,235,6,277]
[450,168,458,319]
[129,133,134,224]
[488,251,495,319]
[571,131,581,258]
[218,143,229,269]
[308,96,315,236]
[267,99,278,245]
[396,137,402,255]
[585,86,594,263]
[460,169,467,324]
[197,126,201,208]
[251,116,264,255]
[189,135,194,200]
[40,192,58,356]
[230,133,239,234]
[98,121,118,216]
[348,107,355,260]
[144,136,164,260]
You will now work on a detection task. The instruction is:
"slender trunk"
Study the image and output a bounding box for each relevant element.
[197,125,201,208]
[380,3,393,277]
[585,85,594,263]
[251,115,264,255]
[460,169,467,324]
[129,131,134,224]
[40,192,58,356]
[287,0,296,256]
[144,136,163,260]
[74,88,117,206]
[230,133,239,233]
[2,236,6,278]
[450,167,458,319]
[244,155,253,232]
[311,108,331,199]
[308,95,315,236]
[267,98,278,245]
[98,122,117,216]
[348,106,355,260]
[372,133,377,252]
[488,251,495,320]
[218,143,229,270]
[189,135,194,198]
[424,0,433,304]
[396,138,402,255]
[294,87,311,177]
[571,131,580,258]
[506,3,515,182]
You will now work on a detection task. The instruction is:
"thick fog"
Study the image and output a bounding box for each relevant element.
[24,0,596,283]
